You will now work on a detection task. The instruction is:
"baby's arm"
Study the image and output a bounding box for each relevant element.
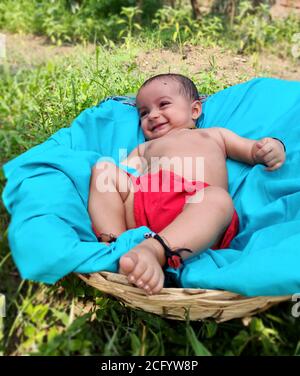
[215,128,286,170]
[121,143,147,174]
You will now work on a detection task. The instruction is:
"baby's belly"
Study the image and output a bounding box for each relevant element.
[145,157,228,190]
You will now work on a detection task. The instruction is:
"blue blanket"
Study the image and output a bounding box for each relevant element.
[3,78,300,296]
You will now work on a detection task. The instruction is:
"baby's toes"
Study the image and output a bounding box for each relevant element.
[150,279,164,295]
[148,270,165,295]
[142,269,160,294]
[136,267,154,289]
[119,252,138,276]
[128,255,148,284]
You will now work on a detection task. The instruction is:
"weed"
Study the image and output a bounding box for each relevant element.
[0,1,299,356]
[0,0,299,60]
[117,7,143,49]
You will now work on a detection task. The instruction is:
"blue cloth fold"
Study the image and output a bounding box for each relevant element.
[2,78,300,296]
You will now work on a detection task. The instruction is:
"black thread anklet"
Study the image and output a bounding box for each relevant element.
[97,232,117,243]
[144,232,192,269]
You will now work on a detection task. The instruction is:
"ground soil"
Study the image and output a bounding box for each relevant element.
[136,44,300,84]
[2,32,300,85]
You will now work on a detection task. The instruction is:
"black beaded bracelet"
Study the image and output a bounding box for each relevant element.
[144,232,192,269]
[272,137,286,152]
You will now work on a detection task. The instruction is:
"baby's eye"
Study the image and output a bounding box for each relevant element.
[140,110,148,117]
[160,101,170,107]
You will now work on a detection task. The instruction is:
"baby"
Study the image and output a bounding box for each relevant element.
[88,73,286,295]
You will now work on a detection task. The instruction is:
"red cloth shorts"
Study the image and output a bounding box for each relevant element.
[128,169,239,250]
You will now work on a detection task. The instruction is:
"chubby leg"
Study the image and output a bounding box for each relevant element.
[159,186,235,252]
[119,186,234,294]
[88,161,135,241]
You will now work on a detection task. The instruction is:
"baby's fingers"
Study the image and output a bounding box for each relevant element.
[265,161,283,171]
[255,144,273,159]
[262,151,278,164]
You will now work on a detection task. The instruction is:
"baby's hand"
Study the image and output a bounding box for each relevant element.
[252,137,286,171]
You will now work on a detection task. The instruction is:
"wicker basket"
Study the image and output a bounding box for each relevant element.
[78,272,291,322]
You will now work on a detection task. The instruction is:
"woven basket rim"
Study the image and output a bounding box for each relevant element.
[78,272,291,322]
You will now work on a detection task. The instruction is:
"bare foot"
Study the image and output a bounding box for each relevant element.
[119,240,165,294]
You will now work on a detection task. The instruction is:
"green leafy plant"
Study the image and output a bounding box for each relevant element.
[117,6,143,49]
[153,6,195,45]
[233,1,277,53]
[1,1,300,356]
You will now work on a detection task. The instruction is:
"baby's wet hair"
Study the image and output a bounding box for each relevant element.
[138,73,199,102]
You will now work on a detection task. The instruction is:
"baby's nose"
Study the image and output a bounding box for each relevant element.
[148,108,160,119]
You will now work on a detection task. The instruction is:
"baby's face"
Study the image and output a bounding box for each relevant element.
[136,79,201,140]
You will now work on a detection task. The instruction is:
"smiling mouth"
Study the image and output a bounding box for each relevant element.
[151,123,167,132]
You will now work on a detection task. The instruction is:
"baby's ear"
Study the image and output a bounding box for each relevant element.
[191,100,202,120]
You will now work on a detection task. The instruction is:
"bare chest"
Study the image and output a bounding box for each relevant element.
[144,131,219,162]
[142,131,228,188]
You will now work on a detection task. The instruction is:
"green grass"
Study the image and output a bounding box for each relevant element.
[0,0,300,58]
[1,36,300,356]
[1,0,300,356]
